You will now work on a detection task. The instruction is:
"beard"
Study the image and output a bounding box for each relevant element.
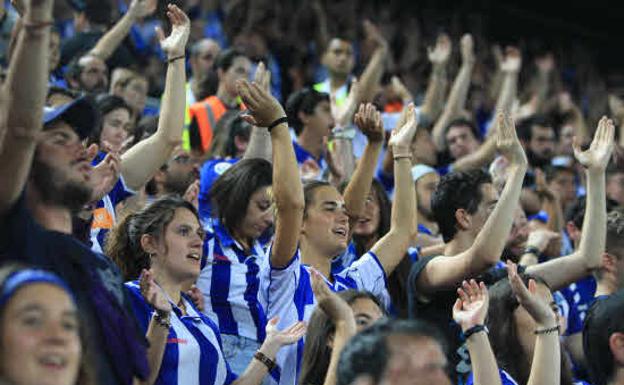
[163,173,196,196]
[527,148,552,168]
[31,157,93,213]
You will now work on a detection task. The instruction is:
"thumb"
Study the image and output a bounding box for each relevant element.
[572,136,582,155]
[86,143,99,161]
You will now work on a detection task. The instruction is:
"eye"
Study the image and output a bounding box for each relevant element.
[62,318,79,332]
[21,314,43,327]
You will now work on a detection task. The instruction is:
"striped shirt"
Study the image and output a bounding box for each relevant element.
[260,247,390,385]
[90,152,134,253]
[197,219,269,342]
[126,281,237,385]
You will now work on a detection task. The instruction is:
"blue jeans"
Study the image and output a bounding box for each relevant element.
[221,334,261,376]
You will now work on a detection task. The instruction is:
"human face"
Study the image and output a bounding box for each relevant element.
[607,172,624,206]
[157,208,205,282]
[302,186,349,258]
[33,121,93,211]
[350,297,383,333]
[302,100,335,138]
[557,124,575,156]
[120,78,148,114]
[49,32,61,72]
[464,183,498,236]
[162,149,200,195]
[529,125,556,162]
[353,188,381,238]
[100,108,131,151]
[416,173,440,221]
[386,335,451,385]
[548,169,576,207]
[412,130,438,166]
[1,284,81,385]
[507,206,529,256]
[77,56,108,93]
[221,56,252,98]
[235,186,273,242]
[323,39,354,78]
[191,40,220,77]
[446,125,479,160]
[513,282,560,360]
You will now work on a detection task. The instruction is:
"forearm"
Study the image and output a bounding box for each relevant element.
[234,340,280,385]
[358,46,387,103]
[576,169,606,270]
[329,138,355,186]
[121,59,186,189]
[89,12,134,61]
[243,126,272,162]
[343,142,382,219]
[323,321,356,385]
[466,333,502,385]
[527,333,560,385]
[432,63,474,148]
[542,196,564,233]
[471,165,526,266]
[451,136,497,172]
[420,64,448,123]
[138,318,169,385]
[493,72,518,116]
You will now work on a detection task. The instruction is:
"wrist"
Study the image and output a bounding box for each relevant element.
[524,245,545,255]
[463,324,488,339]
[258,340,280,359]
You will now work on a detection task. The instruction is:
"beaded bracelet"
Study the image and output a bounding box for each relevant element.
[534,325,560,335]
[254,351,277,371]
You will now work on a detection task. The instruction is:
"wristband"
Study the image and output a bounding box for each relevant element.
[534,325,560,335]
[393,153,412,161]
[267,117,288,132]
[22,20,55,29]
[167,55,185,64]
[523,246,542,256]
[254,350,277,371]
[463,324,488,339]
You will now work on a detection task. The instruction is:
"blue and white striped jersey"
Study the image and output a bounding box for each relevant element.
[126,281,238,385]
[260,247,390,385]
[90,152,134,253]
[197,219,269,342]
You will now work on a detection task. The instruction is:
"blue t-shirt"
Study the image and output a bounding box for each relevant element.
[466,368,590,385]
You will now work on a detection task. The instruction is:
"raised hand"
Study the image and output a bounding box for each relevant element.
[573,116,614,170]
[311,269,354,323]
[139,269,173,313]
[156,4,190,58]
[253,62,272,94]
[388,103,418,151]
[186,285,204,312]
[353,103,384,144]
[332,78,360,127]
[128,0,157,20]
[90,151,122,202]
[453,280,489,332]
[500,46,521,73]
[460,33,475,65]
[506,261,556,327]
[390,76,413,103]
[183,179,200,210]
[363,20,388,50]
[237,80,286,128]
[265,317,307,347]
[428,33,451,66]
[495,110,527,167]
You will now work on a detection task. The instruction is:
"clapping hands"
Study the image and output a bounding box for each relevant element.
[573,116,614,171]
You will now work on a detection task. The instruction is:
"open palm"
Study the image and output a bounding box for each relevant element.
[574,116,614,170]
[157,4,190,57]
[452,280,489,331]
[388,103,418,149]
[265,317,306,347]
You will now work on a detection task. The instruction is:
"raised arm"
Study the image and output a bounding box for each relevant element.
[419,112,528,291]
[493,47,521,122]
[370,104,418,275]
[357,21,388,103]
[119,5,188,190]
[237,80,304,268]
[432,34,476,149]
[508,261,560,385]
[343,103,384,233]
[89,0,157,61]
[420,34,451,124]
[527,117,614,290]
[0,0,51,213]
[452,280,501,385]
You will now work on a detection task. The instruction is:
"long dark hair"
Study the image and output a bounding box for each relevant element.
[106,196,199,281]
[88,94,133,147]
[346,180,391,258]
[299,290,385,385]
[487,274,574,385]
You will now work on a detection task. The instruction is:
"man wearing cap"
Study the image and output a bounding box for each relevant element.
[584,289,624,385]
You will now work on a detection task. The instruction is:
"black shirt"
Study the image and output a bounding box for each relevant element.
[0,194,148,385]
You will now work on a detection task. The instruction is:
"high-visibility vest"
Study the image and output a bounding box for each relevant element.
[187,96,243,153]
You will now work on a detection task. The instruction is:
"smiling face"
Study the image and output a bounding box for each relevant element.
[152,208,205,283]
[302,185,349,258]
[32,121,93,211]
[1,283,81,385]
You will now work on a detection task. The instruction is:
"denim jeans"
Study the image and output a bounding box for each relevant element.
[221,334,261,375]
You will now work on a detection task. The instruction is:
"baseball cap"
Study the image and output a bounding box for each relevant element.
[43,96,98,139]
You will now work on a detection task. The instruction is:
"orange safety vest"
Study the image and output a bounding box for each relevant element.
[188,96,244,153]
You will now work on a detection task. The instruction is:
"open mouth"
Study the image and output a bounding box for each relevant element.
[332,227,347,237]
[39,354,68,370]
[187,253,201,262]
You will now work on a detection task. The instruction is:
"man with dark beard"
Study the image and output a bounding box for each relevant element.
[152,147,200,196]
[518,115,557,169]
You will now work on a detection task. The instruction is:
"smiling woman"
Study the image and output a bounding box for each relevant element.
[0,265,95,385]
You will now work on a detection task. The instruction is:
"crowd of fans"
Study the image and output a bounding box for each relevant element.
[1,0,624,385]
